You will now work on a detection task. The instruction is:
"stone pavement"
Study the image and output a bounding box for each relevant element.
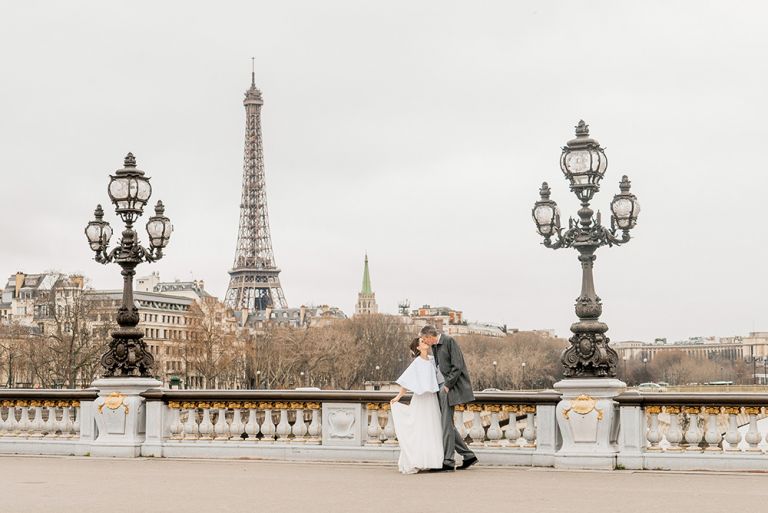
[1,456,766,513]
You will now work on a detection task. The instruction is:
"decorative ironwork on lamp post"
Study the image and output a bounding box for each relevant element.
[532,121,640,378]
[84,153,173,377]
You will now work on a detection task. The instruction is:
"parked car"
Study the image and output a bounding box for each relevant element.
[637,382,667,392]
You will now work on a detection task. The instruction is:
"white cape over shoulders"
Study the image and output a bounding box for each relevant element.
[391,356,444,474]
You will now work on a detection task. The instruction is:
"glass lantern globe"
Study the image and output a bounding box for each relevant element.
[560,120,607,201]
[532,182,560,237]
[146,200,173,249]
[611,175,640,230]
[108,153,152,223]
[84,204,113,252]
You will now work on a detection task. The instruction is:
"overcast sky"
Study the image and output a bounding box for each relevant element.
[2,1,767,343]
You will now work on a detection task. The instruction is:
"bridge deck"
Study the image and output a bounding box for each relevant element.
[2,455,765,513]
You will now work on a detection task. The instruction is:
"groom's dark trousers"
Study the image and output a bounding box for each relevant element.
[432,333,476,467]
[438,389,475,467]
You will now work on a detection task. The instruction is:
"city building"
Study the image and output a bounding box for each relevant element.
[1,272,86,331]
[410,304,463,327]
[354,254,378,316]
[613,333,768,363]
[238,304,346,329]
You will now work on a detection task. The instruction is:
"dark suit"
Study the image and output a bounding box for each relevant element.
[432,333,475,466]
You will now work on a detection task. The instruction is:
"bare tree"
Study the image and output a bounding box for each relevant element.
[183,296,239,389]
[28,281,111,388]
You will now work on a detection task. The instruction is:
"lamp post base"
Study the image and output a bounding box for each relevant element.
[90,377,162,457]
[553,378,626,470]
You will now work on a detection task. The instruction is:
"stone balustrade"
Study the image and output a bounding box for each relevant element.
[4,386,768,471]
[616,392,768,470]
[0,390,95,456]
[140,390,560,465]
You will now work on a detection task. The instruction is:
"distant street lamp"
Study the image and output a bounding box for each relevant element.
[622,355,629,381]
[85,153,173,377]
[300,371,305,387]
[521,362,527,389]
[532,121,640,378]
[492,360,498,389]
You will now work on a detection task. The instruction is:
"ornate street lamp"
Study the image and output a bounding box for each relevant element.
[532,121,640,378]
[85,153,173,377]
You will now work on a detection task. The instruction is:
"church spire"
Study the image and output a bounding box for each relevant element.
[361,253,372,294]
[355,253,378,316]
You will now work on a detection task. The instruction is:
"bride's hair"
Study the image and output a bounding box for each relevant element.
[409,337,421,358]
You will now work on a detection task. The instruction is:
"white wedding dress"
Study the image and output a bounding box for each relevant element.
[391,355,444,474]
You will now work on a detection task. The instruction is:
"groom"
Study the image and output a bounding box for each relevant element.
[420,325,478,471]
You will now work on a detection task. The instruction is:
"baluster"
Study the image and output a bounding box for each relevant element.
[645,406,662,451]
[454,405,468,442]
[60,403,74,439]
[366,403,382,445]
[744,406,761,452]
[229,402,244,441]
[213,403,230,441]
[0,402,7,436]
[291,402,307,443]
[18,401,31,438]
[182,402,199,440]
[43,401,56,437]
[665,406,683,451]
[503,405,520,448]
[53,401,70,438]
[763,407,768,451]
[0,401,13,437]
[198,403,214,440]
[8,401,20,437]
[275,402,291,442]
[72,401,80,438]
[243,402,260,441]
[260,402,276,443]
[486,405,502,447]
[723,406,742,451]
[306,402,321,444]
[703,406,722,452]
[29,401,45,438]
[683,406,703,451]
[377,403,389,443]
[382,404,397,445]
[468,404,485,447]
[71,402,80,438]
[168,402,183,440]
[53,401,66,438]
[522,405,537,448]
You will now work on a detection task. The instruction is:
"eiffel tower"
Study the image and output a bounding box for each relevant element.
[225,67,288,312]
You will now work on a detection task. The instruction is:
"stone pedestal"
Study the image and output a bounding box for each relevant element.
[91,377,162,457]
[553,378,625,469]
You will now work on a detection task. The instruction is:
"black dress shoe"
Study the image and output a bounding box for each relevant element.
[458,456,478,470]
[430,464,455,472]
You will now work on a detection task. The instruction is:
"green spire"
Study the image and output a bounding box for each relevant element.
[361,253,372,294]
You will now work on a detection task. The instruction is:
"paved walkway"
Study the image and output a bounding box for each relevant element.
[1,456,766,513]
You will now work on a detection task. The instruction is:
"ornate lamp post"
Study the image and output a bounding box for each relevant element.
[532,121,640,378]
[85,153,173,377]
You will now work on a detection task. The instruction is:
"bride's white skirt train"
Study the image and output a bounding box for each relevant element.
[391,391,444,474]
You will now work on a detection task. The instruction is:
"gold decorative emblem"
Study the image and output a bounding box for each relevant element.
[563,394,603,420]
[98,392,128,414]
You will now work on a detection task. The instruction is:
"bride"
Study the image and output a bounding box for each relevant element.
[390,337,444,474]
